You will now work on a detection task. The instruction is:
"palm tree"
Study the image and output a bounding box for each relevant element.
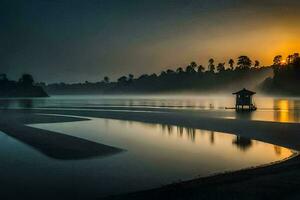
[237,56,252,69]
[197,65,205,73]
[287,55,293,64]
[254,60,260,68]
[286,53,300,64]
[190,61,197,69]
[176,67,183,74]
[216,63,225,73]
[185,66,195,73]
[208,58,215,72]
[273,55,282,66]
[228,59,234,70]
[186,62,197,73]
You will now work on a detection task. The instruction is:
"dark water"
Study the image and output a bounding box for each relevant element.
[1,95,300,123]
[0,95,298,198]
[0,116,293,198]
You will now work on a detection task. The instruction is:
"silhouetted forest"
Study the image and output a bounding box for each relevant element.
[3,54,299,96]
[0,74,48,97]
[260,53,300,95]
[45,56,272,94]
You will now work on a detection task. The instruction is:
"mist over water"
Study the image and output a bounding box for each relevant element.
[0,95,298,198]
[1,95,300,123]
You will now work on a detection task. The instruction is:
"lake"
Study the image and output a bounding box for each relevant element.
[1,95,300,123]
[0,95,298,198]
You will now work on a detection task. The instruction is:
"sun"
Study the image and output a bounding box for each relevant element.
[280,59,287,65]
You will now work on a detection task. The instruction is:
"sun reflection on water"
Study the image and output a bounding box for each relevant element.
[273,99,300,123]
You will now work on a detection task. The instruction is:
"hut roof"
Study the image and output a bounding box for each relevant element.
[233,88,256,95]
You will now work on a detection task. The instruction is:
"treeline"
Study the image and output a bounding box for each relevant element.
[46,56,272,94]
[0,74,48,97]
[260,53,300,95]
[2,54,298,96]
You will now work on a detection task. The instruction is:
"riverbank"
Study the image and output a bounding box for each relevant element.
[106,153,300,200]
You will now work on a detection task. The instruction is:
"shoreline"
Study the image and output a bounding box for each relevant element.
[15,107,300,150]
[105,153,300,200]
[0,110,123,160]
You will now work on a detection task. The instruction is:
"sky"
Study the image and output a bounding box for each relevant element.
[1,0,300,83]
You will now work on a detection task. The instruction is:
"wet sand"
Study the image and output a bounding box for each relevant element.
[0,110,123,160]
[1,108,300,199]
[106,154,300,200]
[19,107,300,150]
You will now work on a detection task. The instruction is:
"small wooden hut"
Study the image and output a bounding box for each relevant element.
[233,88,257,111]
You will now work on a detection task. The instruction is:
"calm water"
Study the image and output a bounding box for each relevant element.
[0,116,292,198]
[1,95,300,123]
[0,95,298,197]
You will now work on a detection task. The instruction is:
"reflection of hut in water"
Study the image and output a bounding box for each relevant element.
[233,88,257,112]
[232,136,253,151]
